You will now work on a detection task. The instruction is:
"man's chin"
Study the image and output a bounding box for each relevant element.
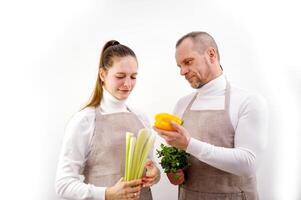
[190,81,202,89]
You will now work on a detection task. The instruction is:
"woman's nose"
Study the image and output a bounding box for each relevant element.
[123,77,132,88]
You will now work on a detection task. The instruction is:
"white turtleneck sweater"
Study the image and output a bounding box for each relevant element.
[174,73,268,177]
[55,88,151,200]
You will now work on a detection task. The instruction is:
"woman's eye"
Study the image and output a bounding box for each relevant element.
[116,76,125,79]
[131,76,137,79]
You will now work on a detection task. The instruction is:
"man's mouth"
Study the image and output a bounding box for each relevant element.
[185,75,194,82]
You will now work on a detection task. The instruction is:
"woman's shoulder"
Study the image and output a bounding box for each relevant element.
[127,105,147,119]
[67,107,96,130]
[61,107,97,144]
[127,105,150,128]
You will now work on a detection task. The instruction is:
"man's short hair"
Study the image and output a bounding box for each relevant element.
[176,31,220,61]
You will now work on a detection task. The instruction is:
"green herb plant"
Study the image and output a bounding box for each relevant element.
[156,143,190,175]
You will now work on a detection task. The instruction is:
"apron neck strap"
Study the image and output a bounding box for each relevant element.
[186,79,231,111]
[224,80,231,111]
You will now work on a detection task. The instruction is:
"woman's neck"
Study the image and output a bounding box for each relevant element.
[100,88,128,113]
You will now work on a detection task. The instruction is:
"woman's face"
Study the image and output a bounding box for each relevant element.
[100,56,138,100]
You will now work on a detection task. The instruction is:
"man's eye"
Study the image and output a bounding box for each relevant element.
[185,60,192,65]
[131,76,137,79]
[116,76,125,79]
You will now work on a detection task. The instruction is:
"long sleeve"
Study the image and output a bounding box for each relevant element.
[55,108,106,200]
[173,75,268,177]
[185,94,268,176]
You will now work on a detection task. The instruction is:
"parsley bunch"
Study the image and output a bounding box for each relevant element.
[156,143,190,173]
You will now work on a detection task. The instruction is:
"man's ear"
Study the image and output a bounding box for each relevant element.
[206,47,217,63]
[99,68,106,82]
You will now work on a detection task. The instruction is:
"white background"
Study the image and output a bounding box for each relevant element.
[0,0,300,199]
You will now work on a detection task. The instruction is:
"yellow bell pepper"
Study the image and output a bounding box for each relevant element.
[154,113,183,131]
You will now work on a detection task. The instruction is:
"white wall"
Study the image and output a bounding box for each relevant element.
[0,0,300,199]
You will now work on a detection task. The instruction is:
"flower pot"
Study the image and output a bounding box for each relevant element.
[166,169,185,185]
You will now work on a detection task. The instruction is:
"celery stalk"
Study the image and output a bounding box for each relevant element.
[132,129,150,179]
[125,132,133,180]
[126,136,136,181]
[124,128,155,181]
[137,134,155,178]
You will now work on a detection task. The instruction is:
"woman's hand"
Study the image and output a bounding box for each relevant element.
[142,160,160,187]
[105,178,142,200]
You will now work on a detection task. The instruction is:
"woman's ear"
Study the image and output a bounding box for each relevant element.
[99,68,106,82]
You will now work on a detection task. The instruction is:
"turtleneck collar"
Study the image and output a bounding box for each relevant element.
[196,73,227,96]
[99,87,128,114]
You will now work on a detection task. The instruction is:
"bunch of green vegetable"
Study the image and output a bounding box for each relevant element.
[156,143,190,173]
[124,128,155,181]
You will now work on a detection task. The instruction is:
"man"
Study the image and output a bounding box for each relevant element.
[154,32,268,200]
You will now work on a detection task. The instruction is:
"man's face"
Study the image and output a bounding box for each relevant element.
[175,38,211,88]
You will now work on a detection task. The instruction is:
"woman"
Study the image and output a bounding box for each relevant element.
[55,40,160,200]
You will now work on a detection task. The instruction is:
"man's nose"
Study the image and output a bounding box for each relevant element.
[180,66,188,76]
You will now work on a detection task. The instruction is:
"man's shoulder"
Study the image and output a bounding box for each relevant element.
[173,91,197,117]
[230,84,266,101]
[175,91,197,108]
[178,91,197,103]
[230,84,267,113]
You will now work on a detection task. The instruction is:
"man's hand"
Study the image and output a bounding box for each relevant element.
[153,121,191,150]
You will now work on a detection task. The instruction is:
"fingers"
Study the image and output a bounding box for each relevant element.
[170,121,184,132]
[159,134,172,143]
[129,183,141,193]
[142,175,155,181]
[153,126,182,141]
[153,128,172,143]
[153,126,175,136]
[132,192,140,200]
[160,134,177,145]
[154,125,189,149]
[124,179,142,187]
[153,128,175,142]
[125,191,140,200]
[145,166,156,179]
[145,160,155,173]
[143,164,159,187]
[124,182,141,200]
[144,159,153,167]
[143,182,153,187]
[145,164,159,177]
[142,177,155,187]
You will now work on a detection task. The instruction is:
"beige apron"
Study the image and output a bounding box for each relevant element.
[179,81,258,200]
[83,107,152,200]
